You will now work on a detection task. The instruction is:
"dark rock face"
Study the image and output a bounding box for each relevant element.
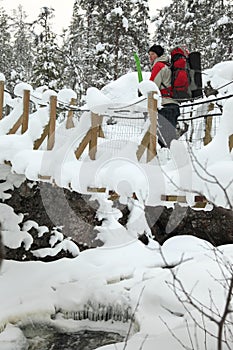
[2,180,233,261]
[145,204,233,246]
[7,181,100,245]
[3,181,102,261]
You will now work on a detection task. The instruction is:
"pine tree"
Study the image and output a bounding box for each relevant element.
[112,2,150,79]
[59,27,85,99]
[0,7,13,88]
[102,2,131,80]
[65,0,150,101]
[30,7,63,90]
[134,0,150,70]
[184,0,205,51]
[61,0,95,102]
[209,0,233,65]
[152,0,187,53]
[184,0,233,67]
[11,5,34,86]
[153,0,232,69]
[98,0,150,79]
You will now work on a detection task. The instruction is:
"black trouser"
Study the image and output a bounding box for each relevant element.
[158,103,180,148]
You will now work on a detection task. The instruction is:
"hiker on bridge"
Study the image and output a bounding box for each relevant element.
[148,44,180,148]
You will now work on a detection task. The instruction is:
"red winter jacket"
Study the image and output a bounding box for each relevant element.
[150,55,178,106]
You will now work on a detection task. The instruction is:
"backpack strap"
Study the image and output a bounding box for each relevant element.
[161,61,172,97]
[150,61,173,98]
[149,61,166,82]
[161,83,173,98]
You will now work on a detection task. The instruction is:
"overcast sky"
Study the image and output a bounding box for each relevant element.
[0,0,172,34]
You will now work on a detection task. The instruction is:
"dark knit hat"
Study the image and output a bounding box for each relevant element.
[148,44,164,57]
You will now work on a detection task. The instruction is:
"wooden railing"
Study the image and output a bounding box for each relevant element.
[75,91,158,161]
[0,82,67,152]
[136,92,157,162]
[0,80,231,161]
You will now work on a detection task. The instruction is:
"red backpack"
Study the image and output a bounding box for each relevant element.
[170,46,203,101]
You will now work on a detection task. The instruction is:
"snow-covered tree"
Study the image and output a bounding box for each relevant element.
[65,0,150,101]
[209,0,233,66]
[30,7,63,89]
[184,0,233,67]
[152,0,187,53]
[61,0,95,103]
[95,0,150,81]
[10,5,34,87]
[123,0,151,71]
[102,3,131,80]
[59,26,85,101]
[0,7,13,86]
[153,0,233,68]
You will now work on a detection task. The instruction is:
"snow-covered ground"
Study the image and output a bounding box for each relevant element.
[0,61,233,349]
[1,235,233,349]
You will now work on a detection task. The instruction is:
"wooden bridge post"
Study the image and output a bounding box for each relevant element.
[21,89,30,134]
[47,95,57,150]
[66,97,76,129]
[203,116,213,146]
[0,80,4,120]
[147,91,157,162]
[89,112,103,160]
[229,135,233,152]
[136,91,158,162]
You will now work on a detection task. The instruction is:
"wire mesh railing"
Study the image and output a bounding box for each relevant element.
[0,77,232,163]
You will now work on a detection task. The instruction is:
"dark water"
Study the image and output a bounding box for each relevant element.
[20,323,124,350]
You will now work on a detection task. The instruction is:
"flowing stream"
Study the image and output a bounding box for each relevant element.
[20,323,124,350]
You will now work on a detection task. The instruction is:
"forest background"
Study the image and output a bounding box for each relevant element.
[0,0,232,104]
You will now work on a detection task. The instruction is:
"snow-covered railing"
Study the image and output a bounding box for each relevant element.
[0,77,231,166]
[34,94,57,151]
[74,91,158,162]
[0,80,78,152]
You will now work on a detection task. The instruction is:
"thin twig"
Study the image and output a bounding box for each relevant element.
[123,286,145,350]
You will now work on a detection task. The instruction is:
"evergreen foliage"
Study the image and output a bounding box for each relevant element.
[0,1,231,98]
[153,0,233,69]
[62,0,97,103]
[151,0,186,51]
[65,0,150,100]
[0,7,13,86]
[127,0,151,71]
[209,0,233,65]
[10,5,34,88]
[30,7,63,90]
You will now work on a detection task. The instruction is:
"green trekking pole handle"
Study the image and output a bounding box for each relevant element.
[134,52,143,97]
[134,52,143,83]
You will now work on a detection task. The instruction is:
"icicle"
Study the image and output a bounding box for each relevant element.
[88,308,93,321]
[58,303,133,326]
[108,305,113,321]
[84,305,88,319]
[93,311,97,322]
[103,306,107,321]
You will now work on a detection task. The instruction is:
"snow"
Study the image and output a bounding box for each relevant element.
[14,83,33,98]
[216,15,231,27]
[122,16,129,31]
[57,88,77,104]
[96,42,105,54]
[0,61,233,349]
[87,87,112,114]
[32,238,80,258]
[107,7,123,19]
